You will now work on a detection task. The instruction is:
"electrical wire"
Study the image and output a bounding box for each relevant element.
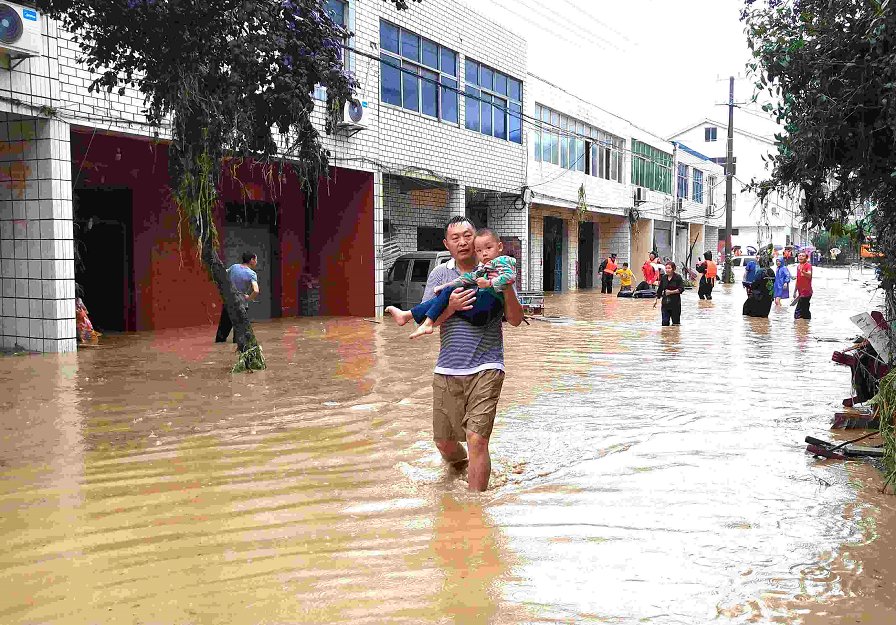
[494,0,621,53]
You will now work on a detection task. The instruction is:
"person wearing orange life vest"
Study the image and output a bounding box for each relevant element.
[696,251,717,300]
[599,253,618,293]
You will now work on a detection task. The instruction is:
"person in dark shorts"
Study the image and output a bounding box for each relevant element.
[653,261,684,326]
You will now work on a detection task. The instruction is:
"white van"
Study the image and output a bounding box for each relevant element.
[383,251,452,310]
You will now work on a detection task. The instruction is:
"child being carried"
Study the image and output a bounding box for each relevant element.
[386,228,515,339]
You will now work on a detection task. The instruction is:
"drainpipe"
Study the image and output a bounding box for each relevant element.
[671,142,678,261]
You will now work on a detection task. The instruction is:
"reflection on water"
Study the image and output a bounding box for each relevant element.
[0,268,893,623]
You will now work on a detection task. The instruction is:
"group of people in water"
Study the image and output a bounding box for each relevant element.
[386,236,815,339]
[597,248,813,326]
[741,251,813,319]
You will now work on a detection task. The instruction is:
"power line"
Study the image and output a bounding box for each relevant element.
[554,0,635,47]
[517,0,624,53]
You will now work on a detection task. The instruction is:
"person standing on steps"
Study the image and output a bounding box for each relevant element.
[599,253,618,293]
[215,251,260,343]
[793,250,813,320]
[421,216,524,492]
[653,261,684,326]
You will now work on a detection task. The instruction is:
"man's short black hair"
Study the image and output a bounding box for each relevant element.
[242,252,257,264]
[444,215,475,238]
[704,251,713,260]
[474,227,500,242]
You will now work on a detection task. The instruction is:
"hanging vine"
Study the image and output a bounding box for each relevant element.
[577,184,588,219]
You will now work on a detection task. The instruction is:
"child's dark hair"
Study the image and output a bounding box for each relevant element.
[474,227,500,242]
[622,262,629,268]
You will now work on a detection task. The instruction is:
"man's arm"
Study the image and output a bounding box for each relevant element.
[503,286,523,326]
[246,280,260,302]
[432,288,476,328]
[425,267,475,328]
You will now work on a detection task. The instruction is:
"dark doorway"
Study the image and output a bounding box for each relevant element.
[578,222,594,288]
[224,201,282,321]
[467,205,488,230]
[654,220,673,259]
[416,226,444,251]
[74,189,135,332]
[543,216,564,291]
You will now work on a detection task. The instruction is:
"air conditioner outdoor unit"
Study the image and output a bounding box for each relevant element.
[633,187,647,205]
[341,97,365,125]
[0,3,41,58]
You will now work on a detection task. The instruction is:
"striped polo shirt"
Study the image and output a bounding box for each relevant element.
[422,258,507,376]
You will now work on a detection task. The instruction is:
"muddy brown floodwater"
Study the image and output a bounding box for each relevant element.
[2,267,896,624]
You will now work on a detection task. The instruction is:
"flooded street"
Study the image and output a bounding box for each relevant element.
[3,267,896,624]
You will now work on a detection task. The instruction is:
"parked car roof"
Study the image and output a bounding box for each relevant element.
[394,250,451,258]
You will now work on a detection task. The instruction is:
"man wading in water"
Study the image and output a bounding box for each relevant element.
[422,216,523,491]
[215,252,260,343]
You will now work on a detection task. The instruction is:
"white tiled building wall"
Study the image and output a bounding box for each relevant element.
[525,74,632,218]
[312,0,529,312]
[383,176,452,253]
[0,116,75,352]
[705,226,719,260]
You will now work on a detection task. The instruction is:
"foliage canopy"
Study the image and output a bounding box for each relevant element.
[742,0,894,230]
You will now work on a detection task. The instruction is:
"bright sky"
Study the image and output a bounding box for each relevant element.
[469,0,773,139]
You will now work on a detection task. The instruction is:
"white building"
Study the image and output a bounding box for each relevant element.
[0,0,529,352]
[669,117,807,251]
[522,75,725,292]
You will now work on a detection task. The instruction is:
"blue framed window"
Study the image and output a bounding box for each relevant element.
[693,169,704,204]
[464,59,522,143]
[380,21,458,123]
[535,105,624,182]
[677,163,689,200]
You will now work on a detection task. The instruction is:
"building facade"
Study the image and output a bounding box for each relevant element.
[523,75,725,293]
[0,0,528,352]
[669,118,806,251]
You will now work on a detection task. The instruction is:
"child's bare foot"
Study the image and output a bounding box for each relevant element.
[409,319,434,339]
[385,306,413,326]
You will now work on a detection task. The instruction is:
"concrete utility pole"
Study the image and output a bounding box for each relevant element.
[722,76,735,283]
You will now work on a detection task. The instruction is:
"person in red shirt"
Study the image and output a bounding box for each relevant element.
[793,251,813,320]
[641,251,658,286]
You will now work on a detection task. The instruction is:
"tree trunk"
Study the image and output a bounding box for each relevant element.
[192,215,262,364]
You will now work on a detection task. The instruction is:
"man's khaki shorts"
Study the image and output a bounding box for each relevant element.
[432,369,505,441]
